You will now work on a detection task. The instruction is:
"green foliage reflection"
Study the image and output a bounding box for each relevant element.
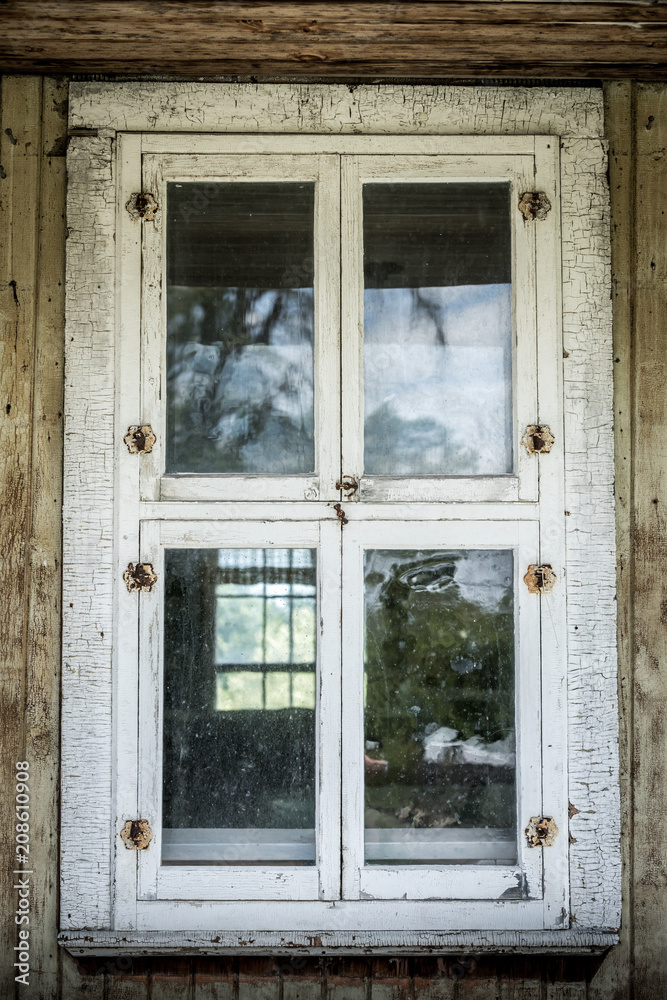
[364,549,516,834]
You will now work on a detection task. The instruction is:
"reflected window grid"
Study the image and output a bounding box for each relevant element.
[215,547,316,711]
[162,547,317,865]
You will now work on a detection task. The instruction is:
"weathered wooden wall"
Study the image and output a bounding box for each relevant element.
[3,2,667,79]
[0,74,665,997]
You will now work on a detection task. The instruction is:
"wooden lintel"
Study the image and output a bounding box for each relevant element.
[2,1,667,80]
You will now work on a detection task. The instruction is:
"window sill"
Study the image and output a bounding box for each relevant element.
[59,929,618,957]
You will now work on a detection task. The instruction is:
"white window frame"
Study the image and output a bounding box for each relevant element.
[140,151,341,503]
[60,82,619,956]
[137,520,342,904]
[341,519,545,906]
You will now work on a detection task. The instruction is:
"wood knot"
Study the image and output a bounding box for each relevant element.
[522,424,555,455]
[126,192,159,221]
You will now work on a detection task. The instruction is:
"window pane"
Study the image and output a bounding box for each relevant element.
[162,547,317,865]
[166,183,315,474]
[364,549,517,865]
[363,183,512,476]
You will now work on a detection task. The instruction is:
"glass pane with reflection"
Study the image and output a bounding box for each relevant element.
[363,183,513,476]
[162,548,317,865]
[364,549,517,865]
[166,182,315,474]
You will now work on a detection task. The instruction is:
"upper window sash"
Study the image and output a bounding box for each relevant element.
[341,153,542,504]
[140,153,341,502]
[124,141,560,505]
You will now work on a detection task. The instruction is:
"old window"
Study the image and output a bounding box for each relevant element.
[61,83,619,955]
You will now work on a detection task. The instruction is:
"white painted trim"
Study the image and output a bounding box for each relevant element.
[141,135,544,156]
[62,131,117,931]
[560,137,620,930]
[60,928,618,956]
[138,501,541,521]
[61,82,618,947]
[113,131,143,930]
[68,83,604,139]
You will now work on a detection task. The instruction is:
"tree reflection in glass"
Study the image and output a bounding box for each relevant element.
[364,549,517,865]
[166,183,315,474]
[363,183,513,476]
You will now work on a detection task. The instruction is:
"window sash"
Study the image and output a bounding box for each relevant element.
[341,518,546,902]
[341,153,539,503]
[136,147,557,504]
[130,514,566,915]
[140,153,341,503]
[136,518,342,902]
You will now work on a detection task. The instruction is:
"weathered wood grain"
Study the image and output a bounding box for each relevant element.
[151,957,194,999]
[369,957,411,1000]
[0,74,42,1000]
[239,958,281,1000]
[193,957,236,1000]
[629,82,667,999]
[105,958,151,1000]
[60,123,117,931]
[59,952,106,1000]
[3,1,667,78]
[455,976,498,999]
[22,75,67,1000]
[587,79,634,1000]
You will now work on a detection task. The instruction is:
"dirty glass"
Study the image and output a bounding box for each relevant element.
[161,547,317,865]
[363,183,513,476]
[363,549,517,865]
[166,183,315,475]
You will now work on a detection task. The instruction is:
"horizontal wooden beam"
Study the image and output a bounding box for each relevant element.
[2,1,667,80]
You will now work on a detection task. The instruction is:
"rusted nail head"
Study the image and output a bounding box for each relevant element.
[123,562,158,593]
[120,819,153,851]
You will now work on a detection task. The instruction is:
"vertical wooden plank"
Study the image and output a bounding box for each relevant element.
[282,958,323,1000]
[21,74,67,1000]
[412,957,454,1000]
[629,81,667,1000]
[0,73,42,1000]
[369,958,410,1000]
[194,957,236,1000]
[106,957,151,1000]
[325,959,367,1000]
[498,972,541,999]
[151,957,194,999]
[238,958,281,1000]
[588,79,635,1000]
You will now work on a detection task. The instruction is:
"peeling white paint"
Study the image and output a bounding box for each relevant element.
[62,82,619,948]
